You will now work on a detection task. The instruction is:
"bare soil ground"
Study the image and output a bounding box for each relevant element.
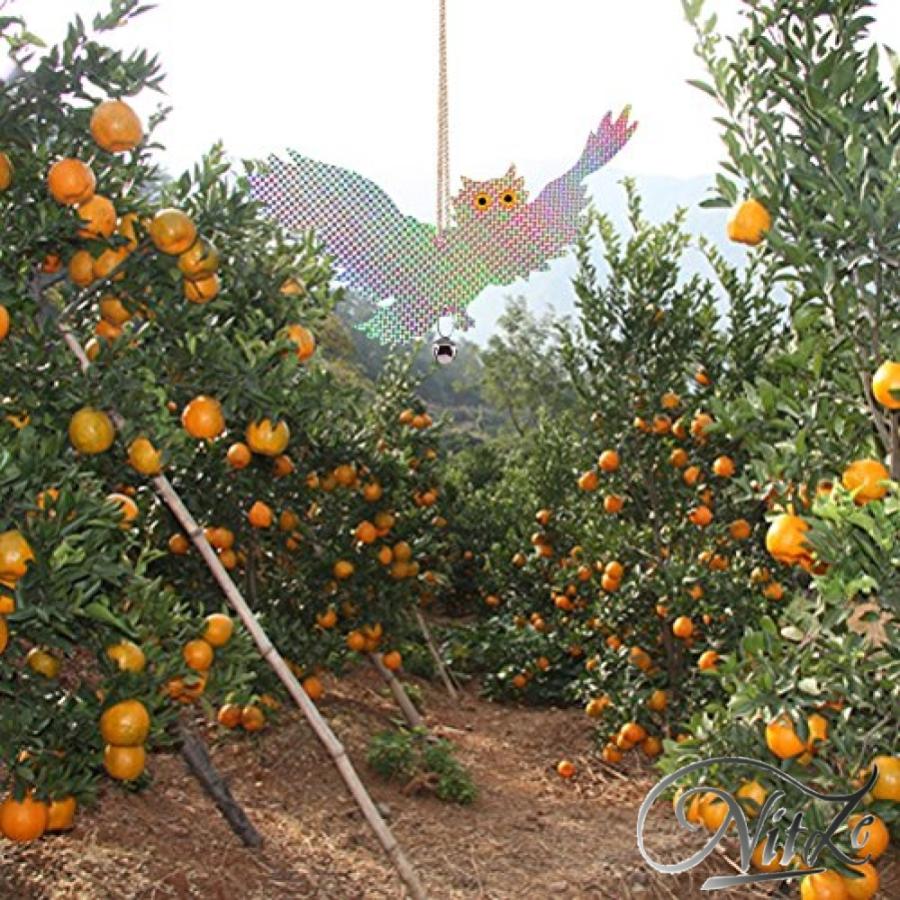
[1,668,896,899]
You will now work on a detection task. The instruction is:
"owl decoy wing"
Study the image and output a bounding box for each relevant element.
[483,107,638,285]
[249,150,437,300]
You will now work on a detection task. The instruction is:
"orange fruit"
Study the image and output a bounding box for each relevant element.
[333,463,357,487]
[302,675,324,701]
[600,572,620,592]
[556,760,576,779]
[848,813,889,859]
[763,581,784,601]
[26,647,60,678]
[652,414,671,435]
[641,736,662,757]
[0,304,9,342]
[669,448,688,468]
[0,151,11,190]
[100,699,150,745]
[0,792,49,842]
[93,245,129,282]
[68,249,95,287]
[95,319,123,342]
[47,158,96,205]
[346,631,366,652]
[117,212,139,250]
[578,470,599,492]
[661,391,680,409]
[672,616,693,639]
[842,458,890,504]
[691,412,713,439]
[712,455,735,478]
[0,530,35,582]
[246,419,290,456]
[601,744,623,764]
[355,520,377,544]
[217,703,242,729]
[46,796,77,832]
[127,436,162,476]
[76,194,117,238]
[149,208,196,255]
[806,712,828,747]
[620,722,647,744]
[168,533,190,555]
[247,500,273,528]
[99,294,132,326]
[647,689,667,712]
[69,406,115,454]
[727,198,771,246]
[869,755,900,801]
[750,839,789,873]
[226,442,252,469]
[688,504,713,527]
[736,780,767,817]
[272,454,294,477]
[872,359,900,410]
[598,449,619,472]
[90,99,143,152]
[241,705,266,732]
[103,744,146,781]
[333,560,355,580]
[280,277,305,295]
[629,646,652,670]
[177,239,219,280]
[182,395,224,439]
[728,518,751,540]
[840,863,879,900]
[105,492,139,526]
[604,494,624,514]
[285,324,316,362]
[106,640,146,673]
[765,513,810,565]
[697,649,718,671]
[683,465,701,486]
[765,714,806,759]
[203,612,234,648]
[799,871,850,900]
[316,608,337,629]
[184,273,220,303]
[183,638,214,671]
[362,482,383,502]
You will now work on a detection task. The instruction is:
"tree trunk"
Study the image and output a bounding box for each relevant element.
[179,721,263,848]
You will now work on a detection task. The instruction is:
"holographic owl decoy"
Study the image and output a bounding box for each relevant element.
[249,107,636,345]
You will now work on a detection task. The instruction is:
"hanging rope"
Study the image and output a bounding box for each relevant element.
[436,0,451,236]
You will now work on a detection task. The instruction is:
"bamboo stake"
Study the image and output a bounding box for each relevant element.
[57,325,428,900]
[370,653,425,729]
[414,608,459,701]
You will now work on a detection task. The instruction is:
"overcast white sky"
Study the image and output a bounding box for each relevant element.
[13,0,899,223]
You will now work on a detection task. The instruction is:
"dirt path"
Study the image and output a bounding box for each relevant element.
[1,669,896,899]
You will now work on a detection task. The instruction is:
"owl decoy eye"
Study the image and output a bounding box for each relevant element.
[473,192,493,211]
[499,190,518,209]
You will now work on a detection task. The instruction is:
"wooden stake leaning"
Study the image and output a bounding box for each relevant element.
[370,653,425,729]
[414,608,459,701]
[57,326,429,900]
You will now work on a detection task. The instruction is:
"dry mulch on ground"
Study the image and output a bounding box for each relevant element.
[1,668,896,899]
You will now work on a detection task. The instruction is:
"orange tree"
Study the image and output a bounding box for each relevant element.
[439,185,788,755]
[655,1,898,890]
[0,2,437,843]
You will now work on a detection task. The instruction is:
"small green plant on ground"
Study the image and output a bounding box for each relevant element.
[367,727,477,805]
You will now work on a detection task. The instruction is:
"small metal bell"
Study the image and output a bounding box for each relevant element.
[432,336,457,365]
